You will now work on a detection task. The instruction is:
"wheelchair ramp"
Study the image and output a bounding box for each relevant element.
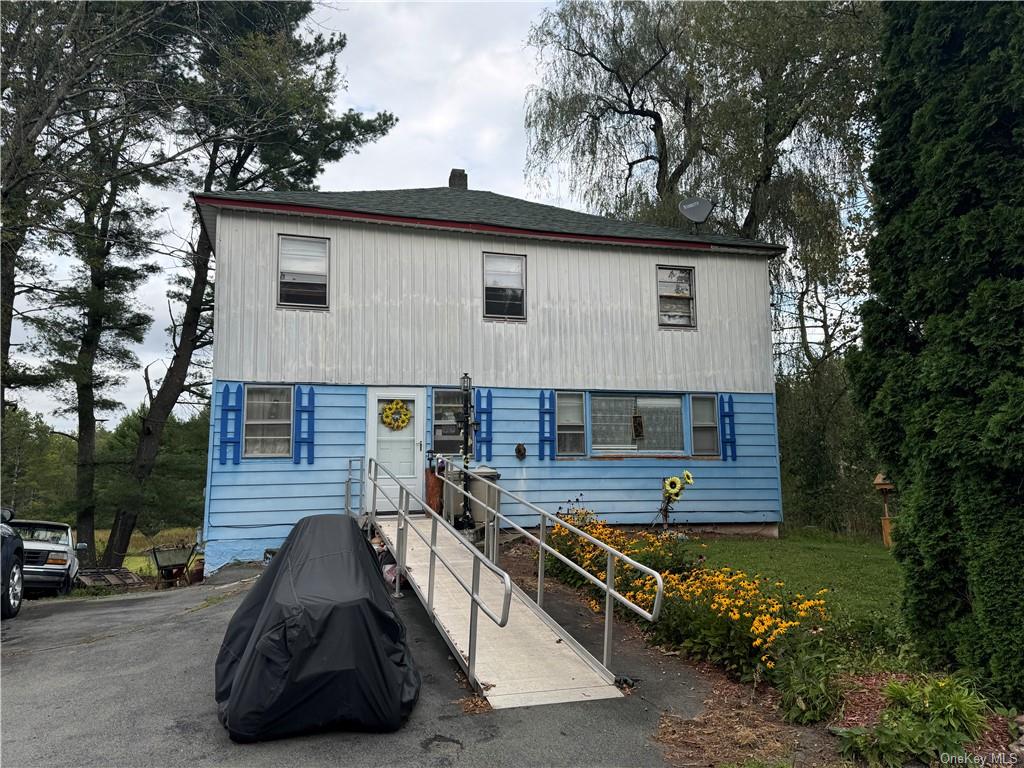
[374,516,621,709]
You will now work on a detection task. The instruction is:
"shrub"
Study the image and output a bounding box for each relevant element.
[830,610,907,657]
[848,2,1024,705]
[836,675,988,766]
[772,635,845,724]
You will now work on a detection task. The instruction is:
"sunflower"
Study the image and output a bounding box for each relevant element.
[663,476,683,497]
[381,399,412,430]
[683,470,695,485]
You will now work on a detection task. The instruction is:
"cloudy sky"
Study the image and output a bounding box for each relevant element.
[16,2,571,430]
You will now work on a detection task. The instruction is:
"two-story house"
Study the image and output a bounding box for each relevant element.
[194,170,784,572]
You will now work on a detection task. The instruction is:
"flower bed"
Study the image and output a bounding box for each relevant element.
[546,507,1010,758]
[549,508,839,723]
[549,509,827,681]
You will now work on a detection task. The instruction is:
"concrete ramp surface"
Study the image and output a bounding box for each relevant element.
[374,516,621,709]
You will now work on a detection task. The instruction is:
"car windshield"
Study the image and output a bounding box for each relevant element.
[12,524,70,545]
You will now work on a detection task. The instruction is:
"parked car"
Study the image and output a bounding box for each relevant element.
[1,507,24,618]
[8,519,85,596]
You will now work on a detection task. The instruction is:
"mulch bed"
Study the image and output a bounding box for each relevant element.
[966,713,1017,759]
[833,671,912,729]
[656,668,841,768]
[835,673,1017,760]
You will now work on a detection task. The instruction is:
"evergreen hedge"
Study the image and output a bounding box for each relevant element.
[848,3,1024,704]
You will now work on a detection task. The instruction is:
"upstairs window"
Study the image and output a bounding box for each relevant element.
[432,389,467,457]
[483,252,525,320]
[279,235,328,308]
[556,392,585,455]
[244,385,292,457]
[657,266,695,327]
[691,395,720,455]
[590,395,683,452]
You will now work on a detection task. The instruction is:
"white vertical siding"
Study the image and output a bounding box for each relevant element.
[213,210,775,392]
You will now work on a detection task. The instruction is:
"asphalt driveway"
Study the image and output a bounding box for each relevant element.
[0,564,707,768]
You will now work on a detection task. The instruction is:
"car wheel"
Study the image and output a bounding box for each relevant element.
[1,558,23,619]
[54,572,73,596]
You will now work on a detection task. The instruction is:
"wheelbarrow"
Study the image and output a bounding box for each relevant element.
[151,544,197,588]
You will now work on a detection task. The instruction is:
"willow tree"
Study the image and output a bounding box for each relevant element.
[526,1,878,366]
[526,0,881,531]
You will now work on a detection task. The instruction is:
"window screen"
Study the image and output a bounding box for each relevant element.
[432,389,466,456]
[657,266,694,327]
[484,253,525,319]
[556,392,585,455]
[691,394,720,455]
[244,386,292,457]
[590,395,683,452]
[279,236,328,307]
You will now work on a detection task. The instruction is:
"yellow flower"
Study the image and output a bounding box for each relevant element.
[683,470,694,485]
[663,476,683,496]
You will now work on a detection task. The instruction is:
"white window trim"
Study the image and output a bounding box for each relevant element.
[431,388,466,455]
[243,384,294,459]
[482,251,527,322]
[690,393,720,456]
[656,264,697,330]
[555,391,586,456]
[278,234,330,310]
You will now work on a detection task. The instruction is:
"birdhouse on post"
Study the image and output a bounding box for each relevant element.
[873,473,895,548]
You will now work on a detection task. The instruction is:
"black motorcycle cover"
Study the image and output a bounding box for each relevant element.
[214,514,421,742]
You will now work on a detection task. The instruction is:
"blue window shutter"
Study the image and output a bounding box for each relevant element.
[219,384,243,465]
[538,389,556,460]
[474,389,493,462]
[719,394,737,461]
[293,386,316,464]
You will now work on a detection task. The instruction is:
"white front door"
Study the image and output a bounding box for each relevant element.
[366,388,425,512]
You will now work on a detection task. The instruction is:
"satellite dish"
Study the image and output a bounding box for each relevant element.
[678,197,715,224]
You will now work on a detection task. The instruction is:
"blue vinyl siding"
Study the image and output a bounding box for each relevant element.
[478,389,782,527]
[202,382,781,571]
[203,381,366,571]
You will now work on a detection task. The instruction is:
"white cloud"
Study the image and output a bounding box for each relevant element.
[14,2,569,430]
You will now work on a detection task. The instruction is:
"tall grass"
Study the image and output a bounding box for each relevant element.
[92,527,197,557]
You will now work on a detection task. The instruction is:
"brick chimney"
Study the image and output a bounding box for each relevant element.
[448,168,467,190]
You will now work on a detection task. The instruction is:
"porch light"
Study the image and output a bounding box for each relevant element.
[460,372,472,393]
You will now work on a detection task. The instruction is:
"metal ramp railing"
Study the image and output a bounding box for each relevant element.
[364,457,666,707]
[343,457,364,515]
[365,459,512,689]
[433,456,665,671]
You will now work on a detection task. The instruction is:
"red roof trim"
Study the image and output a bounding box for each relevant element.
[193,195,717,251]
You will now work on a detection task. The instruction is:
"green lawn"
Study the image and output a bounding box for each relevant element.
[696,533,902,625]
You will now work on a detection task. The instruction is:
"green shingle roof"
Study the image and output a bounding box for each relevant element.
[195,187,783,253]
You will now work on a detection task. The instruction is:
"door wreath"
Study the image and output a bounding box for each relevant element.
[380,399,412,431]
